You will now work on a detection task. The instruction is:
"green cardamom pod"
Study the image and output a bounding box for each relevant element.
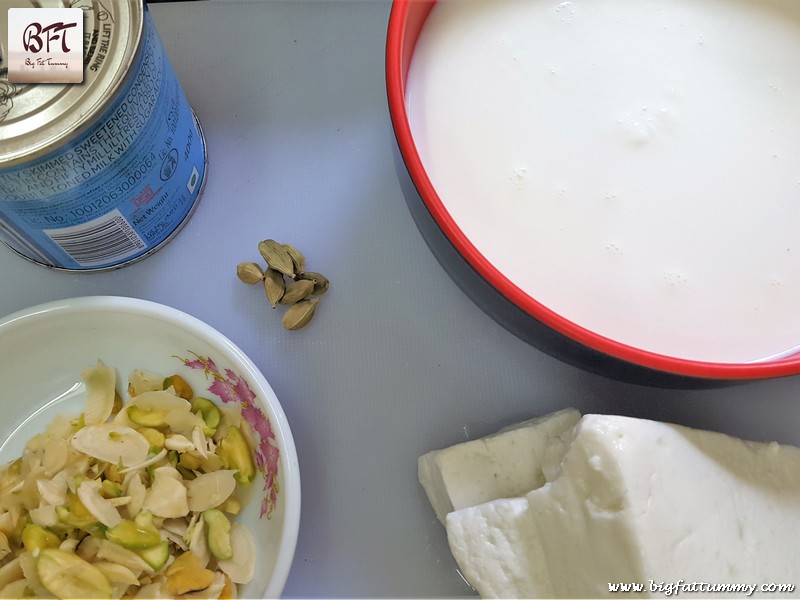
[263,268,286,308]
[236,262,265,284]
[298,271,330,295]
[283,244,307,276]
[280,279,315,305]
[258,240,296,278]
[282,298,319,330]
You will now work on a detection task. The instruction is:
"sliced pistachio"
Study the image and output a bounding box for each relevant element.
[21,524,60,553]
[100,479,122,498]
[136,540,170,571]
[179,453,202,471]
[56,503,99,531]
[104,463,123,485]
[235,261,265,285]
[138,427,166,449]
[163,375,193,400]
[280,279,315,305]
[130,390,191,414]
[123,391,191,429]
[282,298,319,330]
[97,479,122,500]
[106,512,161,551]
[220,496,242,516]
[214,404,242,443]
[217,426,255,485]
[203,509,233,561]
[127,405,168,428]
[199,453,224,473]
[192,397,221,431]
[263,267,285,308]
[257,239,296,277]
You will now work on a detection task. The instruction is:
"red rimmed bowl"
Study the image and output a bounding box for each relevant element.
[386,0,800,387]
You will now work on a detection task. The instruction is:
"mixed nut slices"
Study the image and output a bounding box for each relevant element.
[237,239,330,330]
[0,362,258,599]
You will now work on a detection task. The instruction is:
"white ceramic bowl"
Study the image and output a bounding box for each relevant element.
[0,296,300,598]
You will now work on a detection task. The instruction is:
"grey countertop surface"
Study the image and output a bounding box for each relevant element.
[2,0,800,597]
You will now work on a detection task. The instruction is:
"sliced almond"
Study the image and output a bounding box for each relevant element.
[77,481,122,528]
[143,468,189,519]
[128,369,167,397]
[81,361,117,426]
[119,448,168,475]
[216,523,256,584]
[186,471,237,513]
[94,561,140,586]
[71,424,150,467]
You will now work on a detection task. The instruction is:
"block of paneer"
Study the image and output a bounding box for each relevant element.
[445,414,800,598]
[418,408,581,523]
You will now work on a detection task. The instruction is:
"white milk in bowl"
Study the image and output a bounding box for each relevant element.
[406,0,800,363]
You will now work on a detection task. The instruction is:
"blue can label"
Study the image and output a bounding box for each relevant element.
[0,10,206,270]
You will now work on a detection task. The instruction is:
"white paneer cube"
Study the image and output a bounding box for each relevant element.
[445,414,800,598]
[446,497,546,599]
[418,408,581,523]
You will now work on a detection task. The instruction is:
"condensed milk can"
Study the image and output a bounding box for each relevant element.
[0,0,207,270]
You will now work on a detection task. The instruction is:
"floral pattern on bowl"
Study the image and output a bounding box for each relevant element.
[177,352,280,519]
[0,297,299,597]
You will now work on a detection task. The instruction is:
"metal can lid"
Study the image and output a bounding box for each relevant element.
[0,0,142,166]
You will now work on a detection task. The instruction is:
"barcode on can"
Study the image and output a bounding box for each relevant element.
[44,209,147,267]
